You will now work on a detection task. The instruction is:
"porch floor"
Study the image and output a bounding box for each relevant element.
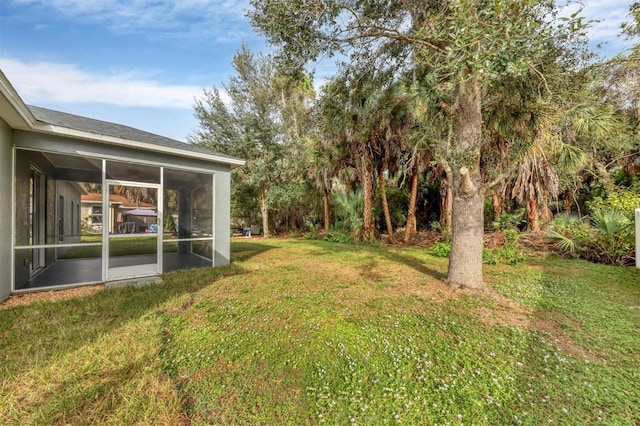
[16,253,213,291]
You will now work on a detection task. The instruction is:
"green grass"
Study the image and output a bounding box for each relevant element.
[59,236,177,259]
[1,239,639,424]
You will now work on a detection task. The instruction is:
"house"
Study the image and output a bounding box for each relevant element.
[81,193,156,234]
[0,70,244,302]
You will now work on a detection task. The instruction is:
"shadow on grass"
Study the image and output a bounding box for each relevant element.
[312,239,448,282]
[382,249,448,281]
[0,262,249,380]
[231,240,279,262]
[1,240,281,377]
[485,257,640,423]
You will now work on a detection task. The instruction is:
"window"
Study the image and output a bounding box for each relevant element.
[92,205,103,224]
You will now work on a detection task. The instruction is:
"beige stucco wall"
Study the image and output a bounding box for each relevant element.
[0,118,13,301]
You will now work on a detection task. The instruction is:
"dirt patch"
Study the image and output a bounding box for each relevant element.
[531,312,605,363]
[472,289,533,328]
[473,292,605,363]
[0,285,104,309]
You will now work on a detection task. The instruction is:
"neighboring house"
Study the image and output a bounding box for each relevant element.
[0,70,244,302]
[81,193,156,234]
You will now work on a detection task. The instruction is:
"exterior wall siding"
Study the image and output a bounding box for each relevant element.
[0,118,13,302]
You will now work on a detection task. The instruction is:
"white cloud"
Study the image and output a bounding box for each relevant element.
[11,0,253,42]
[0,58,204,108]
[559,0,635,53]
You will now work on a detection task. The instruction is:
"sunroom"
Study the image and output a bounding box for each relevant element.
[1,71,244,299]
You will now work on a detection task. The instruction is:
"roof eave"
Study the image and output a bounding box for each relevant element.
[0,70,37,129]
[32,122,246,168]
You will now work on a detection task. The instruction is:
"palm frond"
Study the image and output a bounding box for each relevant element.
[591,208,632,237]
[555,142,587,173]
[547,229,578,255]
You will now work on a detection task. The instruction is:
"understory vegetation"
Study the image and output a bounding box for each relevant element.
[2,239,639,425]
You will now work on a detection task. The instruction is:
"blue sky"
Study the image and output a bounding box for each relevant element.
[0,0,636,142]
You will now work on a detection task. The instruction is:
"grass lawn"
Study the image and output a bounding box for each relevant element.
[59,236,178,259]
[1,239,639,425]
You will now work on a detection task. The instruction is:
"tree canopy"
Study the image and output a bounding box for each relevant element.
[188,1,640,283]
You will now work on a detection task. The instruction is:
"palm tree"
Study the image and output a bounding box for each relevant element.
[403,83,446,237]
[368,82,415,242]
[318,77,376,240]
[307,136,341,232]
[512,143,559,231]
[320,70,403,241]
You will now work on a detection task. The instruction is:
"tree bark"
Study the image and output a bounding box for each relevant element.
[447,77,486,290]
[362,155,375,241]
[562,191,572,214]
[323,187,331,233]
[527,197,540,232]
[259,187,270,237]
[541,196,552,225]
[439,172,453,233]
[492,181,505,221]
[404,169,419,243]
[378,169,395,242]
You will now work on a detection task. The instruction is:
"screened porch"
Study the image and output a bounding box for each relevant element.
[13,148,216,292]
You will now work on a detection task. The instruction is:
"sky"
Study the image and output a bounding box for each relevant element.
[0,1,636,142]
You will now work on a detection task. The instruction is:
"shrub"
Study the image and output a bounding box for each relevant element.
[586,190,640,215]
[429,242,451,258]
[324,230,357,245]
[483,229,526,265]
[590,208,634,265]
[333,189,364,240]
[547,210,635,266]
[490,209,526,231]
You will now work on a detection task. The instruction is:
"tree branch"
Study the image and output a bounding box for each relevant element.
[484,172,509,196]
[335,25,446,56]
[459,167,477,196]
[530,64,551,96]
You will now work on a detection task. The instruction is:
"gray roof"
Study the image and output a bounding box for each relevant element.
[27,105,241,164]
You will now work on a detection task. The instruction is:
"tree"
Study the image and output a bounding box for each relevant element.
[190,46,309,237]
[318,72,381,241]
[367,81,414,242]
[404,83,445,239]
[308,131,343,233]
[248,0,582,289]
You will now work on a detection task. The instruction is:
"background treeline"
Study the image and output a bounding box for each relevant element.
[190,2,640,267]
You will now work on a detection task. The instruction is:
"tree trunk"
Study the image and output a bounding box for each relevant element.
[378,169,395,242]
[323,187,330,233]
[439,171,453,233]
[541,196,552,225]
[404,169,419,243]
[562,191,572,214]
[259,187,270,237]
[362,156,375,241]
[527,197,540,232]
[447,77,486,290]
[492,181,505,221]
